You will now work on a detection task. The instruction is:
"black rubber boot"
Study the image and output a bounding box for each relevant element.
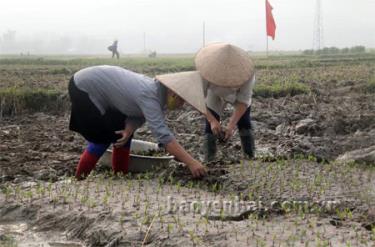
[239,128,255,159]
[204,133,217,162]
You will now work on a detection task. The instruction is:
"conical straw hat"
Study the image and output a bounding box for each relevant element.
[156,71,207,115]
[195,43,255,88]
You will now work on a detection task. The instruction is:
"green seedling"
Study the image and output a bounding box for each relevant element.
[1,185,12,202]
[167,223,173,238]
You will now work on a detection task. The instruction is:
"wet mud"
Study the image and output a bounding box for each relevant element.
[1,61,375,246]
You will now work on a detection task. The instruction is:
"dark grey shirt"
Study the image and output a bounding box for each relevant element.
[74,65,174,145]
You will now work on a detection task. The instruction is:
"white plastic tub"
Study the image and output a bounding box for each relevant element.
[99,139,174,173]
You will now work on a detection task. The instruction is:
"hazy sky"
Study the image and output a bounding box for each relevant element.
[1,0,374,53]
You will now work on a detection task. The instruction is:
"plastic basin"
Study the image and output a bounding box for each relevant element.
[99,139,174,173]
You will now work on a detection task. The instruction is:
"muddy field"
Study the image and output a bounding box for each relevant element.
[1,55,375,246]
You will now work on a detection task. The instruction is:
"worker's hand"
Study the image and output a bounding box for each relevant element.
[224,124,236,141]
[210,119,222,136]
[188,160,207,178]
[114,129,133,148]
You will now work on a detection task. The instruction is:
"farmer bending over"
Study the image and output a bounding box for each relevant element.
[196,43,256,161]
[68,66,207,179]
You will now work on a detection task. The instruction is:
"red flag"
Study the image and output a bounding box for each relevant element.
[266,0,276,40]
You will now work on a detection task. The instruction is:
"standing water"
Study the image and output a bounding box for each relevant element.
[0,222,84,247]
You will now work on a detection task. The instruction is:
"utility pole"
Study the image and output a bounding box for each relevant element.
[313,0,324,51]
[202,21,206,47]
[143,32,146,53]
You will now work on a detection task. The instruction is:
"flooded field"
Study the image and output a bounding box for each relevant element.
[1,54,375,246]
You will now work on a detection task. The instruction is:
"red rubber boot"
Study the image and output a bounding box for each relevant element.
[112,147,130,175]
[75,149,100,180]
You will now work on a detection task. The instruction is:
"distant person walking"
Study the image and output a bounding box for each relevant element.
[108,40,120,59]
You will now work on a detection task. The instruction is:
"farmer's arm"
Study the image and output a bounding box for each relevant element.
[165,139,207,178]
[203,80,222,135]
[228,102,248,129]
[225,76,256,140]
[114,117,145,147]
[205,108,221,135]
[138,92,207,177]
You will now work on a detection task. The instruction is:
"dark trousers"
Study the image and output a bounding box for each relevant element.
[204,107,252,134]
[112,50,120,59]
[68,77,128,143]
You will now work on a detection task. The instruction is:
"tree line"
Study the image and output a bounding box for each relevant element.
[303,46,367,55]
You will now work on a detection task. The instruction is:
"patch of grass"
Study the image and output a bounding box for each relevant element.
[0,57,195,76]
[365,78,375,94]
[0,87,67,117]
[0,234,17,247]
[254,80,311,98]
[50,67,72,75]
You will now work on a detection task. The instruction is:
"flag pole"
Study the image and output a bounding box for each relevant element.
[265,0,268,58]
[265,0,276,57]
